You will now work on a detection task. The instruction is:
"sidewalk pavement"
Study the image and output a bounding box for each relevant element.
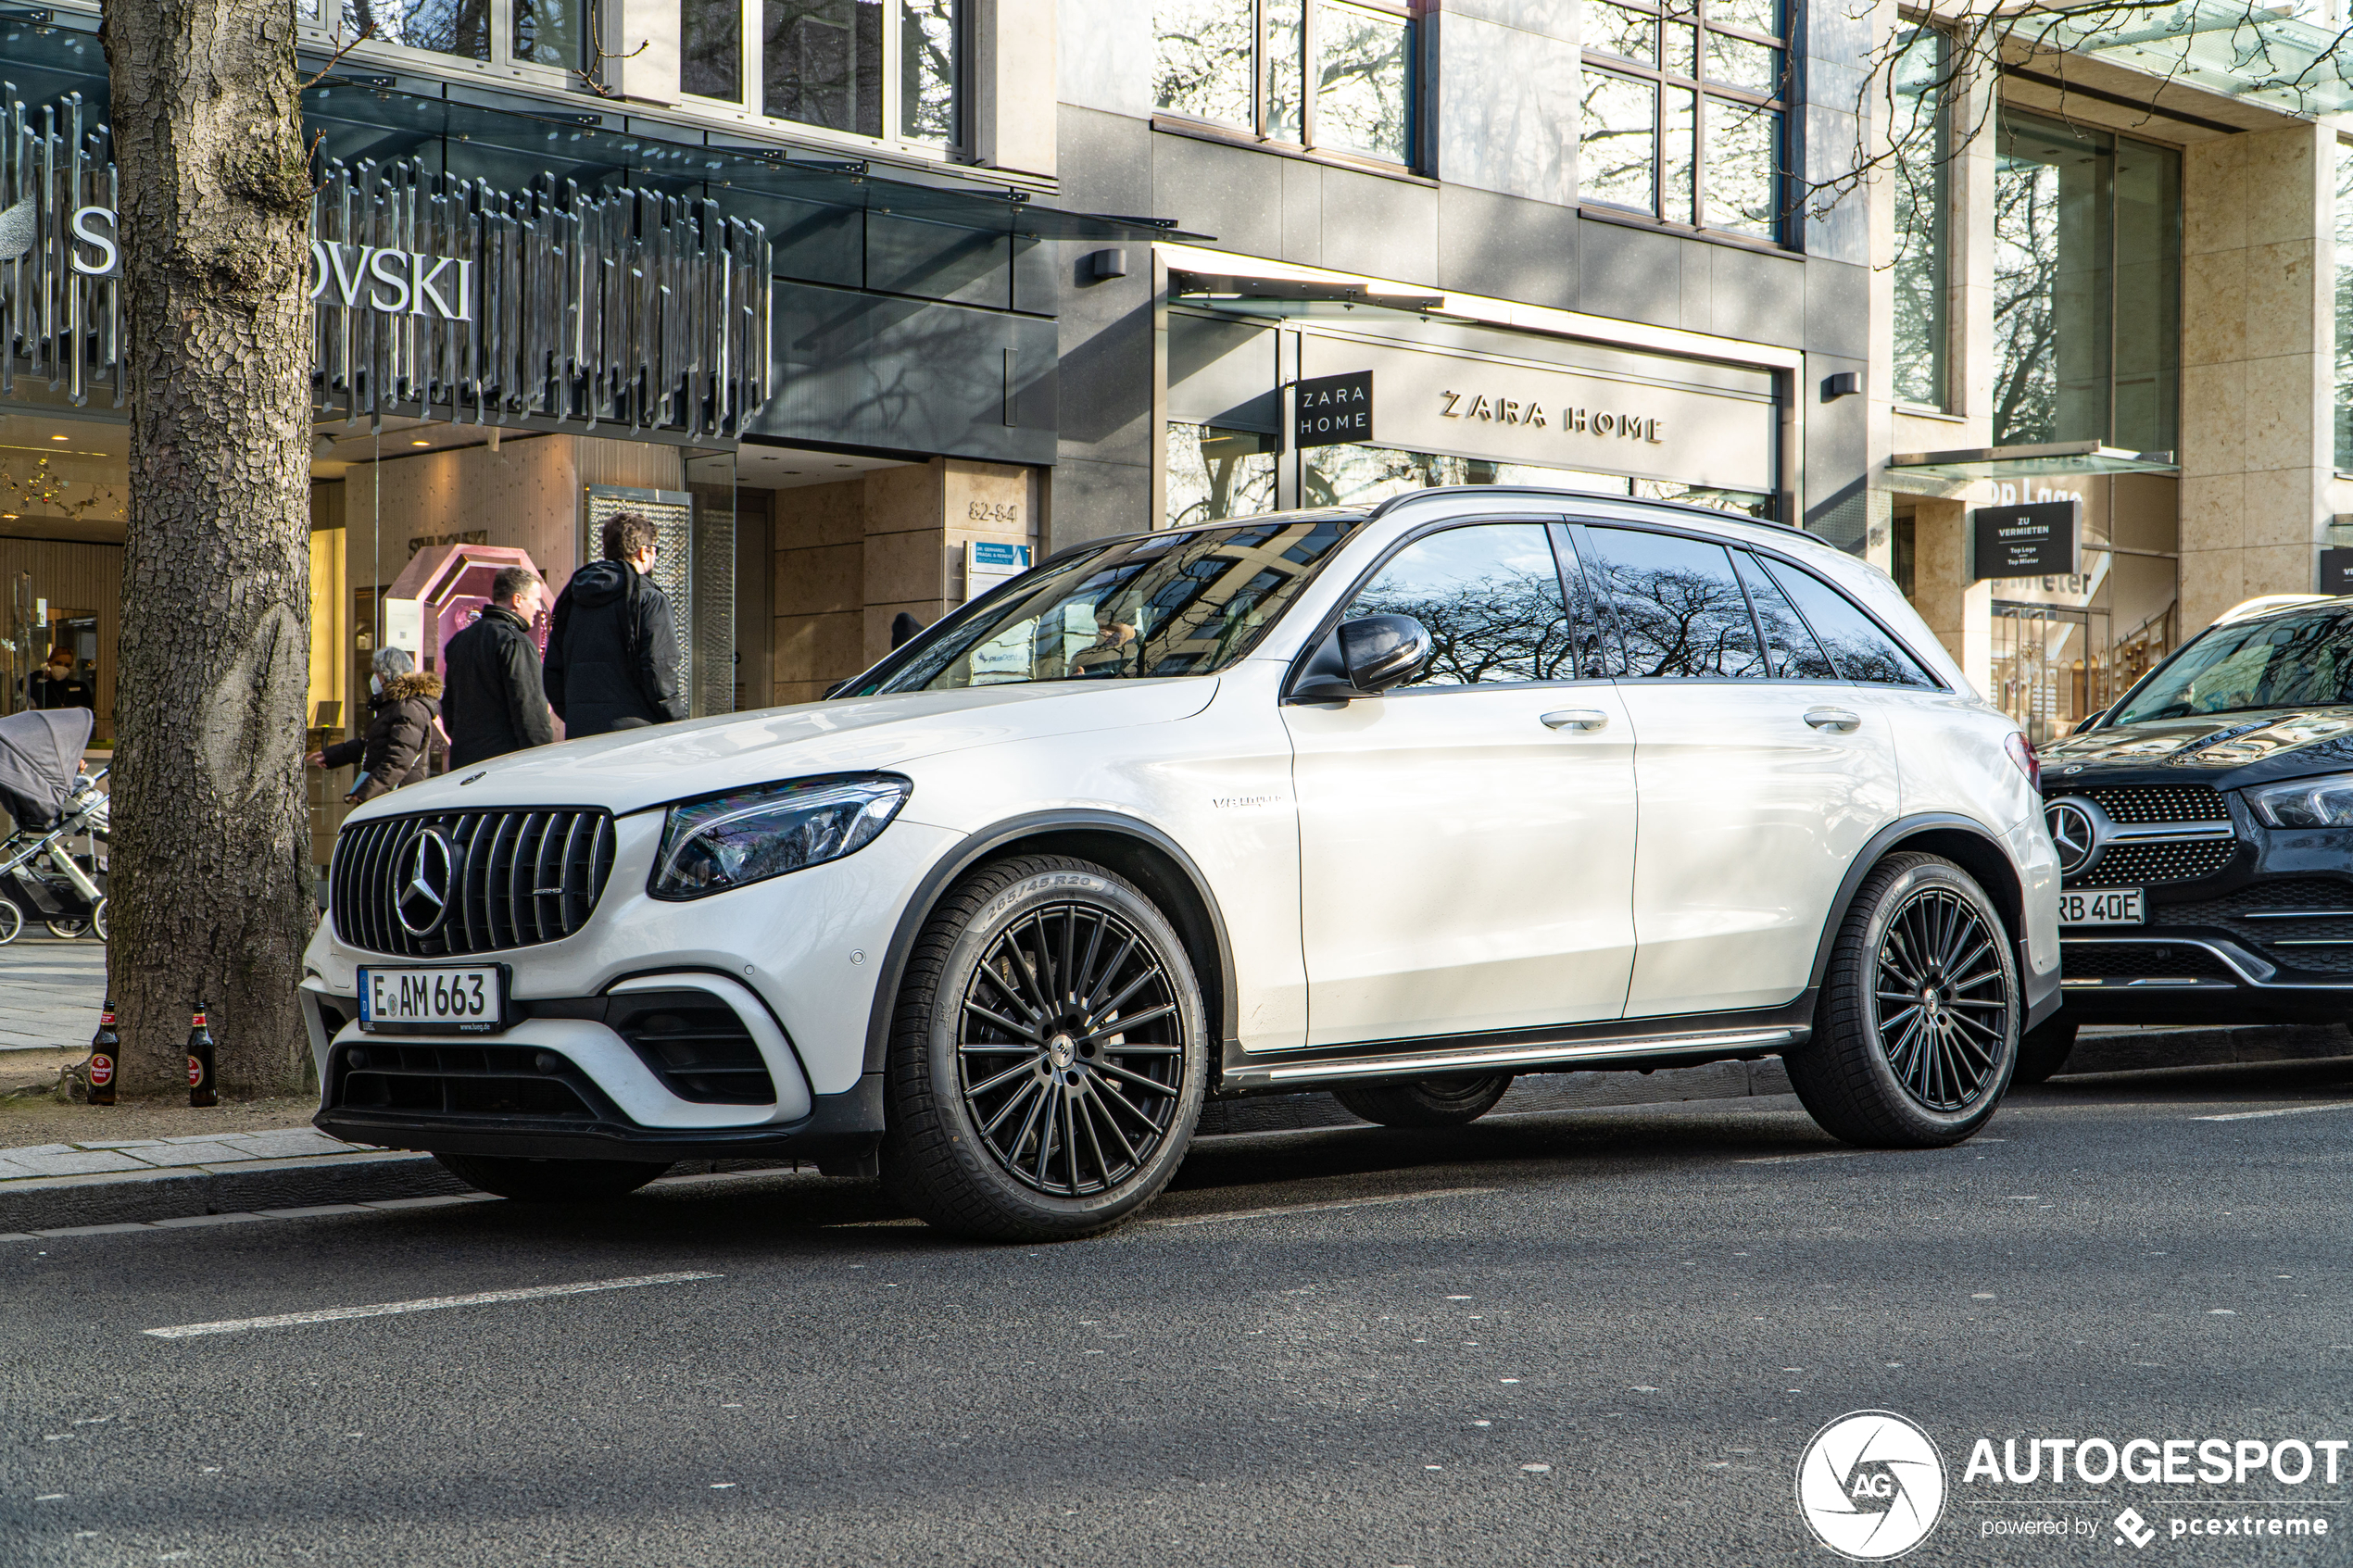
[0,932,106,1050]
[0,1126,362,1180]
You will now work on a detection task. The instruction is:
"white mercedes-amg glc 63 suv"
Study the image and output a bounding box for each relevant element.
[301,487,2059,1240]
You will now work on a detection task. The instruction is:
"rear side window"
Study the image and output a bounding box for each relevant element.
[1344,522,1574,687]
[1581,526,1769,679]
[1732,552,1838,680]
[1760,558,1938,688]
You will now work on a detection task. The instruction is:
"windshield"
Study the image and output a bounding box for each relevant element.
[855,516,1357,695]
[2110,607,2353,725]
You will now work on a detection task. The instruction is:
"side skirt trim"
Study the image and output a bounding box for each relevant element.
[1219,1022,1809,1092]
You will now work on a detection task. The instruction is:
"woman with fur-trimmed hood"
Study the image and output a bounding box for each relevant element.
[306,646,444,805]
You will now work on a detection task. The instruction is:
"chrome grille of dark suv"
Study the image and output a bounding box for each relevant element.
[331,809,616,957]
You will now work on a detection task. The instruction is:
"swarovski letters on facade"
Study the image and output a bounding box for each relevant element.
[0,88,773,436]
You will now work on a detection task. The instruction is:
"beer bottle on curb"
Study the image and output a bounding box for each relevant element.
[86,999,117,1106]
[187,1008,217,1108]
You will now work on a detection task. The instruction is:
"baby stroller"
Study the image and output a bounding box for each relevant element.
[0,707,109,945]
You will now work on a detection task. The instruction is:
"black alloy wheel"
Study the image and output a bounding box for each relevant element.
[955,901,1189,1198]
[1870,884,2012,1110]
[1785,852,2019,1148]
[882,854,1207,1241]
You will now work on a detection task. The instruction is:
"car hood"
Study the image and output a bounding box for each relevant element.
[353,679,1222,820]
[2040,707,2353,792]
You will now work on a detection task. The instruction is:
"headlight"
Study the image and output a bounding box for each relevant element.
[2246,772,2353,827]
[648,774,911,900]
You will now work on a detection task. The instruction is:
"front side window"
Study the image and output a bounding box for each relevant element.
[1343,524,1575,687]
[1579,0,1787,240]
[1153,0,1414,166]
[1581,527,1770,678]
[862,519,1353,693]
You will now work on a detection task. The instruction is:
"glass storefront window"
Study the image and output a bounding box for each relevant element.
[1152,0,1415,166]
[1167,424,1277,528]
[1993,109,2179,453]
[2334,140,2353,470]
[1579,0,1787,240]
[1294,443,1774,519]
[1891,28,1949,409]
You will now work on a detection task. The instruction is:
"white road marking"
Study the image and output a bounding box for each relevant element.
[1152,1186,1501,1227]
[143,1271,721,1338]
[2194,1103,2353,1123]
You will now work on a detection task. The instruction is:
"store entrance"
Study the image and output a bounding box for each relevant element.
[1993,599,2176,743]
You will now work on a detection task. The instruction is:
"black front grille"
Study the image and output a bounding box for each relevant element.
[2061,943,2238,980]
[330,1041,604,1120]
[2051,784,2231,823]
[610,991,776,1105]
[2158,878,2353,973]
[2082,838,2238,886]
[331,809,616,957]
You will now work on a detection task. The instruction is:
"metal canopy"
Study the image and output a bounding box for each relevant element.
[1888,441,2178,480]
[1169,269,1453,321]
[303,82,1206,244]
[2032,2,2353,118]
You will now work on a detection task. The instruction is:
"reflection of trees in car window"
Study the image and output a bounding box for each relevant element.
[1758,558,1936,688]
[870,519,1353,694]
[1344,523,1573,686]
[1732,552,1838,679]
[1583,528,1768,679]
[2115,611,2353,722]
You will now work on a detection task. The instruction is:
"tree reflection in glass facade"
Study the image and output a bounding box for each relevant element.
[1578,0,1785,238]
[1166,424,1278,528]
[1993,110,2178,453]
[1152,0,1413,164]
[1890,28,1949,408]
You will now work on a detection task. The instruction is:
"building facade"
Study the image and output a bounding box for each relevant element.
[1866,2,2353,740]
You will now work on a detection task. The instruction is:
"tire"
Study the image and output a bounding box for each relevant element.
[879,854,1209,1243]
[1785,852,2019,1148]
[0,900,19,946]
[1333,1073,1514,1128]
[45,917,88,940]
[432,1153,672,1202]
[90,897,106,943]
[2011,1016,2078,1085]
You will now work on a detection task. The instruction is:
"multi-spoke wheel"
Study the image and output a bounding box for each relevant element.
[1785,852,2018,1148]
[881,854,1207,1241]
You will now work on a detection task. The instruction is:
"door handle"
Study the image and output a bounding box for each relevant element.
[1805,707,1862,733]
[1541,709,1610,731]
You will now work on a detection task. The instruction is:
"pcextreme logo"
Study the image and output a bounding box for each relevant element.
[1796,1411,1949,1561]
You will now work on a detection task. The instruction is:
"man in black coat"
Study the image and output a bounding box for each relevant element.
[544,510,688,737]
[440,566,556,767]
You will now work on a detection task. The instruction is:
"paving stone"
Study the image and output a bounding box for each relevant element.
[120,1143,261,1168]
[76,1139,168,1150]
[149,1212,272,1228]
[32,1222,152,1236]
[256,1204,375,1218]
[223,1130,359,1159]
[5,1148,148,1177]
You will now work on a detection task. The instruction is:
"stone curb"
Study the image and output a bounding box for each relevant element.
[5,1024,2347,1231]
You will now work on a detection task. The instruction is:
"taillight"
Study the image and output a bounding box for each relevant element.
[2005,732,2041,793]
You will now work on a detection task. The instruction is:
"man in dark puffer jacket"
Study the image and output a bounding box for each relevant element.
[544,510,688,737]
[441,566,556,768]
[307,646,442,804]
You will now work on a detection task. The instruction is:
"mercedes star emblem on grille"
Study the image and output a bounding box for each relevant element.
[2045,799,2096,878]
[395,828,457,937]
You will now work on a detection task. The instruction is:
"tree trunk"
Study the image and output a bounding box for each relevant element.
[101,1,315,1097]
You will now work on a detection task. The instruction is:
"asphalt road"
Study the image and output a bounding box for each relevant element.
[7,1060,2353,1567]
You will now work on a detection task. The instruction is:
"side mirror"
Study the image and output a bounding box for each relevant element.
[1290,614,1432,702]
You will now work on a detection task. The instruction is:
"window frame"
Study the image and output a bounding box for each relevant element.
[297,0,969,162]
[1577,0,1792,245]
[1151,0,1419,174]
